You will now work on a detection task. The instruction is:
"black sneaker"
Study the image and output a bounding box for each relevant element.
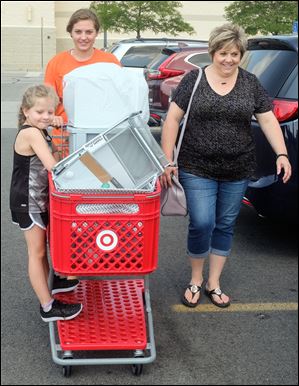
[40,299,83,322]
[51,275,79,295]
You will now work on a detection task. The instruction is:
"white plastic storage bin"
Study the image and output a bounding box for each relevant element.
[63,62,149,131]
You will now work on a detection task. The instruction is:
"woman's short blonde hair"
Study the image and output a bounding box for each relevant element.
[208,23,247,59]
[66,9,100,33]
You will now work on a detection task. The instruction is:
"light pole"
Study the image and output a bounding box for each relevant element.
[41,17,44,71]
[103,29,108,48]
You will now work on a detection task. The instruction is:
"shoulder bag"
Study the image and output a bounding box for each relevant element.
[160,68,203,216]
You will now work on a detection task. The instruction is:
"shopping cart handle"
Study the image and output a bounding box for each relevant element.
[52,165,66,176]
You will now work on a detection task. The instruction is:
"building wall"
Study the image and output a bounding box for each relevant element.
[2,1,233,72]
[179,1,234,39]
[55,1,233,52]
[1,1,56,72]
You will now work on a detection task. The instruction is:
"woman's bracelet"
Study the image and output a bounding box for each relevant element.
[276,153,289,161]
[166,163,177,168]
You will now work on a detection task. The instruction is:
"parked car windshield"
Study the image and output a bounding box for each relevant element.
[120,46,165,68]
[241,50,297,97]
[146,49,177,70]
[187,52,211,68]
[107,45,119,54]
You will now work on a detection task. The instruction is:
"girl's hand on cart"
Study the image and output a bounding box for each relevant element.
[51,115,64,128]
[160,165,178,188]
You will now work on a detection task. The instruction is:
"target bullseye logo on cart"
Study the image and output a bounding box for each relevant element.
[96,230,118,251]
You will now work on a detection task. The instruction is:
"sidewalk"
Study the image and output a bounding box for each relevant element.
[1,71,44,79]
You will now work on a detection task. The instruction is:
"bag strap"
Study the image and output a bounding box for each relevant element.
[173,67,203,163]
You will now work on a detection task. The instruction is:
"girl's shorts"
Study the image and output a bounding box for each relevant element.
[11,211,49,231]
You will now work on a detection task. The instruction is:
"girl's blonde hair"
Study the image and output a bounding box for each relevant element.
[18,84,59,129]
[208,23,247,59]
[66,8,100,33]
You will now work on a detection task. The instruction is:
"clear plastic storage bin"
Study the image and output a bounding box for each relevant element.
[52,113,169,191]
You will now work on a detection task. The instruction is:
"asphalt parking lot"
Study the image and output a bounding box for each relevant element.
[1,73,298,385]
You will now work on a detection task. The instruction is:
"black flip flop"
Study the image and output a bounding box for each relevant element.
[181,284,202,308]
[205,287,230,308]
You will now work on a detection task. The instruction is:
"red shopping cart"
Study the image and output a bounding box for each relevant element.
[48,174,161,376]
[49,126,70,159]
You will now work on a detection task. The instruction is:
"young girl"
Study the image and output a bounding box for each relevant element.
[9,84,83,322]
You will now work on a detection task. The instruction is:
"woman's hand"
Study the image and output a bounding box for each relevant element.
[276,155,292,183]
[159,165,178,188]
[160,102,185,188]
[256,112,292,184]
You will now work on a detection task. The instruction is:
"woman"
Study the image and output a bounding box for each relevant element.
[44,8,120,156]
[160,23,291,308]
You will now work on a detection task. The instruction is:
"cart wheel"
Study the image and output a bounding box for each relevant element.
[62,355,73,378]
[62,365,72,377]
[131,363,143,376]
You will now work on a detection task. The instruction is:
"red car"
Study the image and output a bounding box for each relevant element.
[145,47,211,123]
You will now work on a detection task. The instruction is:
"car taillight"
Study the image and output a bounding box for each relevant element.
[147,53,185,80]
[242,197,254,207]
[272,99,298,122]
[150,113,162,121]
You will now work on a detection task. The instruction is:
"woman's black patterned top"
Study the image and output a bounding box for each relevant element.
[172,67,273,181]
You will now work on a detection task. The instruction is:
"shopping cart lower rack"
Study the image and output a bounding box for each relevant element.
[48,174,161,376]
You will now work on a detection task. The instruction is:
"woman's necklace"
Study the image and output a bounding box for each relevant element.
[208,65,238,86]
[223,69,238,85]
[218,73,237,86]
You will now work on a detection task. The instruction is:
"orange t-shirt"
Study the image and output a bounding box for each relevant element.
[44,49,121,123]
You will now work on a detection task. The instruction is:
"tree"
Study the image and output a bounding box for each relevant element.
[224,1,298,35]
[90,1,122,48]
[90,1,195,41]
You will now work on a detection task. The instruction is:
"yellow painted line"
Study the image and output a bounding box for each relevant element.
[172,303,298,313]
